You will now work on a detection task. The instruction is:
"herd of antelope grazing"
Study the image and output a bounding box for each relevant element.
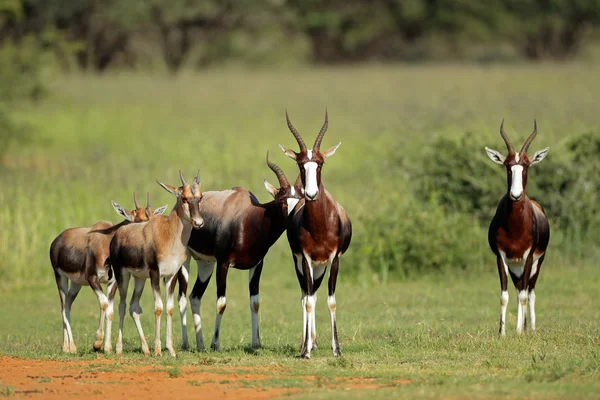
[50,113,549,359]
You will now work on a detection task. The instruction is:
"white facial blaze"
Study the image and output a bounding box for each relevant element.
[287,187,299,214]
[304,162,319,199]
[510,165,524,200]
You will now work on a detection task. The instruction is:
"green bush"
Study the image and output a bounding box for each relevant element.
[356,194,487,281]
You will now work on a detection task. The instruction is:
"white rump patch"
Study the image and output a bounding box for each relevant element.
[304,162,319,199]
[510,165,524,200]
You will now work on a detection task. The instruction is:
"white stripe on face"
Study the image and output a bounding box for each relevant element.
[307,150,313,160]
[304,162,319,199]
[510,165,524,200]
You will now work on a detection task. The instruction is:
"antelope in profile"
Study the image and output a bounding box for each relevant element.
[279,110,352,358]
[49,193,166,353]
[105,171,204,357]
[486,120,550,335]
[178,153,303,351]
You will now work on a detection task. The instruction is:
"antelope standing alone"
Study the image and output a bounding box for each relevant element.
[49,193,166,353]
[178,153,303,351]
[105,171,204,357]
[279,110,352,358]
[486,120,550,335]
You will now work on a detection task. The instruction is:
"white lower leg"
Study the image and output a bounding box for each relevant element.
[311,293,317,349]
[153,287,163,356]
[190,296,204,350]
[116,297,126,354]
[165,276,177,357]
[303,295,316,358]
[94,290,109,350]
[211,296,226,350]
[250,295,261,348]
[516,290,528,335]
[179,294,188,350]
[499,291,508,336]
[57,281,70,353]
[529,290,536,332]
[104,300,114,353]
[301,293,307,345]
[65,284,80,353]
[327,294,340,355]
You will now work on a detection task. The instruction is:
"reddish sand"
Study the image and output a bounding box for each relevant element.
[0,356,408,399]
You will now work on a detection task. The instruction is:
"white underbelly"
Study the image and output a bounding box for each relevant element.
[188,248,216,262]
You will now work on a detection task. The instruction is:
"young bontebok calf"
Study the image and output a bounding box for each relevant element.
[105,171,204,357]
[178,153,302,351]
[279,110,352,358]
[49,193,166,353]
[485,120,550,335]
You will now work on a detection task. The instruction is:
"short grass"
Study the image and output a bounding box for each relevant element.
[1,64,599,398]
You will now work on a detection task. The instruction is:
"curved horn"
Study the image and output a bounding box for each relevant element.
[313,108,329,150]
[179,170,187,186]
[499,119,515,153]
[285,109,306,151]
[520,119,537,154]
[266,151,290,188]
[133,192,141,209]
[195,169,200,184]
[146,192,151,208]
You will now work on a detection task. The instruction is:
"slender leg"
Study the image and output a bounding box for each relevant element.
[328,257,341,356]
[497,256,509,336]
[190,259,215,351]
[115,270,131,355]
[178,257,190,350]
[149,269,163,356]
[54,272,72,353]
[128,276,150,355]
[528,254,544,333]
[211,261,229,351]
[300,256,315,359]
[249,260,264,349]
[165,273,179,357]
[104,278,118,353]
[65,282,82,353]
[311,267,327,351]
[516,255,534,335]
[89,274,109,351]
[293,254,308,348]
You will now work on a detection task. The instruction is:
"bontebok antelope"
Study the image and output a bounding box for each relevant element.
[49,193,166,353]
[485,120,550,335]
[178,153,303,351]
[279,110,352,358]
[105,171,204,357]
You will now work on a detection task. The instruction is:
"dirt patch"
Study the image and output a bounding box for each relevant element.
[0,356,407,399]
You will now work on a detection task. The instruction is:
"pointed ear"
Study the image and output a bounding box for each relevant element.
[322,142,341,159]
[157,180,180,196]
[153,205,168,215]
[530,147,549,165]
[279,144,297,160]
[485,147,505,165]
[263,179,278,199]
[111,200,134,222]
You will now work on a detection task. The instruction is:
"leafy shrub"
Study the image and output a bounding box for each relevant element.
[355,194,487,281]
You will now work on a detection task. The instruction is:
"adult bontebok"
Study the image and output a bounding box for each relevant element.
[105,171,204,357]
[485,120,550,336]
[178,153,303,351]
[279,110,352,358]
[49,193,166,353]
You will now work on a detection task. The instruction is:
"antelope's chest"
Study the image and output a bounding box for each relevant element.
[495,227,533,260]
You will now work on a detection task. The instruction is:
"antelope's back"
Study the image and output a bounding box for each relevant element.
[531,200,550,253]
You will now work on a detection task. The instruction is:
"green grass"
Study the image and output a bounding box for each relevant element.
[1,65,599,398]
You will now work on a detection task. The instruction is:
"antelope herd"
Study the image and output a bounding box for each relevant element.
[50,113,550,358]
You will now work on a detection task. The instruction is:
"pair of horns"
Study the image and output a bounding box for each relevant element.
[266,151,302,188]
[133,192,152,209]
[178,170,201,186]
[500,119,538,154]
[285,109,328,152]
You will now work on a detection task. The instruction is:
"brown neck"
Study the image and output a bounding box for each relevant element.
[168,199,193,246]
[303,182,332,234]
[502,196,532,233]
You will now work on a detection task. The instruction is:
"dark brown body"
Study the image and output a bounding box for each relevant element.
[182,182,302,351]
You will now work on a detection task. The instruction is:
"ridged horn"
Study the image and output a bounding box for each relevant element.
[520,119,537,153]
[285,109,306,152]
[313,108,328,150]
[133,192,141,209]
[179,170,187,186]
[266,151,290,188]
[500,119,514,153]
[146,192,151,208]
